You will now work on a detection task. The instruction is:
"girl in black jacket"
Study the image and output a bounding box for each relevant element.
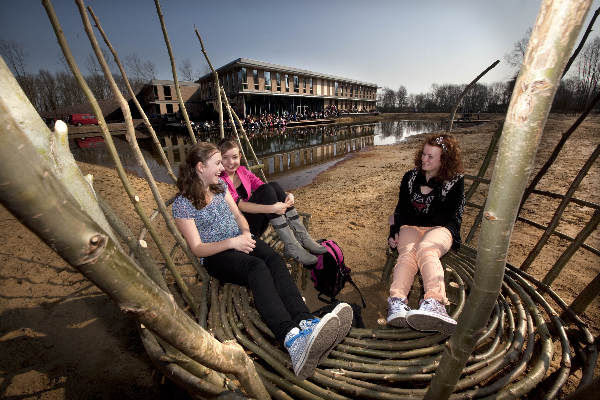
[386,134,465,336]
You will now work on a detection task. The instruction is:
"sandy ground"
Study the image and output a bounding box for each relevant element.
[0,113,598,399]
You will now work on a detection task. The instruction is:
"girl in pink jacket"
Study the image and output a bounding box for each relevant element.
[219,139,326,265]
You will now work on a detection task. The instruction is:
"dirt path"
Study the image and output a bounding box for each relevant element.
[0,113,598,398]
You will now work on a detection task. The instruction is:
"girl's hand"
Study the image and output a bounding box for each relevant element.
[285,193,295,206]
[271,202,288,215]
[388,236,397,249]
[231,234,256,253]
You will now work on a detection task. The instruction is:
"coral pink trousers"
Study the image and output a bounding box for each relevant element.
[389,225,453,304]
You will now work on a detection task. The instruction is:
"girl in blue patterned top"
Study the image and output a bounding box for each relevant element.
[172,142,353,379]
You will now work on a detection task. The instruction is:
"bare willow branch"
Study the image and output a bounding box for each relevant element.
[447,59,499,132]
[74,0,201,318]
[153,0,195,143]
[563,6,600,77]
[426,1,593,398]
[194,28,224,139]
[1,38,268,400]
[87,6,177,184]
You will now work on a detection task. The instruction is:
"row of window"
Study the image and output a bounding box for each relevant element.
[213,68,375,100]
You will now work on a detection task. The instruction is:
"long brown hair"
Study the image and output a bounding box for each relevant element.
[414,133,464,182]
[177,142,224,209]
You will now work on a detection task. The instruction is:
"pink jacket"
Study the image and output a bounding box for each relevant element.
[220,166,264,203]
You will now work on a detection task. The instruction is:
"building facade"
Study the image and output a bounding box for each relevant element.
[139,80,204,118]
[197,58,377,117]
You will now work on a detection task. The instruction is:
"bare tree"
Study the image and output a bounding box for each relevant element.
[462,83,489,113]
[378,87,396,111]
[575,36,600,108]
[433,84,461,112]
[504,27,532,68]
[179,58,196,81]
[37,69,60,112]
[125,53,156,91]
[56,70,86,109]
[0,39,37,108]
[396,85,407,111]
[0,39,27,78]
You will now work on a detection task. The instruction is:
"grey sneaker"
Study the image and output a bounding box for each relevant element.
[300,302,353,362]
[406,298,457,336]
[387,297,410,327]
[285,313,339,379]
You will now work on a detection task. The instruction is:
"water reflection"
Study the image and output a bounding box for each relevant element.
[69,119,443,187]
[373,120,443,145]
[69,137,174,183]
[245,123,376,158]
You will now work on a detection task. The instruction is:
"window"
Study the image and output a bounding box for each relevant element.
[253,69,258,90]
[285,74,289,91]
[293,75,299,93]
[241,68,247,89]
[153,85,158,98]
[276,72,281,91]
[163,85,172,100]
[302,78,306,93]
[166,103,173,113]
[309,78,313,94]
[334,81,338,96]
[264,71,271,90]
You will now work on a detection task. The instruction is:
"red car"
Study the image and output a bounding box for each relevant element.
[67,113,98,126]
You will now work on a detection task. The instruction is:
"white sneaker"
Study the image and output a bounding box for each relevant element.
[300,302,353,363]
[285,313,339,379]
[406,298,456,336]
[387,297,410,327]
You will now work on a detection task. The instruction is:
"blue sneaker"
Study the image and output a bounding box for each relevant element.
[406,298,456,336]
[300,302,353,362]
[387,297,410,327]
[285,313,339,379]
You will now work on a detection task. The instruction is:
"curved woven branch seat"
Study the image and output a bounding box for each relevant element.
[136,114,599,399]
[142,242,596,399]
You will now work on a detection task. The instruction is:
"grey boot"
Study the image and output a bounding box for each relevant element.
[285,209,328,254]
[271,216,318,265]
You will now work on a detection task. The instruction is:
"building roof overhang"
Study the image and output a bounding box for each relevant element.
[199,58,378,88]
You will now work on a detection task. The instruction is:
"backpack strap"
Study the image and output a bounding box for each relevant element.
[347,277,367,308]
[324,240,344,264]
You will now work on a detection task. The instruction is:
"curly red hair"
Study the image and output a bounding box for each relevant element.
[414,133,464,182]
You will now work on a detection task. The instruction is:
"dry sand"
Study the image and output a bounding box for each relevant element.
[1,113,598,398]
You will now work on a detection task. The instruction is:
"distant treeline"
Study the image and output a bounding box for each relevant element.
[1,39,207,117]
[378,36,600,114]
[377,78,598,114]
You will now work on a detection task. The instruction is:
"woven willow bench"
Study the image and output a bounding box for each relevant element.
[144,119,598,399]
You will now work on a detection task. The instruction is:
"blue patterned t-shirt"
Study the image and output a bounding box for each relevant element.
[172,179,241,243]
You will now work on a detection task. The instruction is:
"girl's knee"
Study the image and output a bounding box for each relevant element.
[415,240,443,257]
[262,183,278,196]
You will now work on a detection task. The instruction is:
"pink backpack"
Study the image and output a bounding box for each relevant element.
[309,240,366,307]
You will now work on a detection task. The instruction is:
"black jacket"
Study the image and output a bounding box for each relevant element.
[389,168,465,249]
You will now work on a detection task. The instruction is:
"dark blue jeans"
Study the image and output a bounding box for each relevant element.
[204,238,312,342]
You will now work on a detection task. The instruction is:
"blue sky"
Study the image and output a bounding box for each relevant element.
[1,0,599,94]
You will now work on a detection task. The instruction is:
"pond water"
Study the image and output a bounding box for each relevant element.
[373,120,444,145]
[70,118,442,189]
